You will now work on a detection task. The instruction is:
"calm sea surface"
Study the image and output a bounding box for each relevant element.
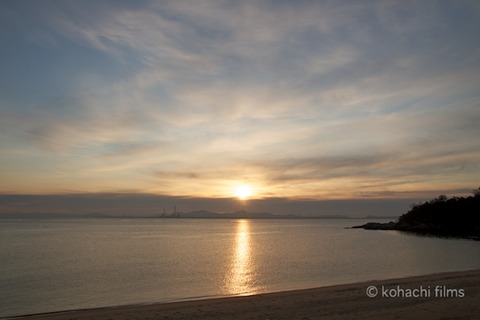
[1,218,480,317]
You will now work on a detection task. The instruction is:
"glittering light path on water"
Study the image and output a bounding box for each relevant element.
[224,220,258,295]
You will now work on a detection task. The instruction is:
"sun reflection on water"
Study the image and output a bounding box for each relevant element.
[224,219,257,295]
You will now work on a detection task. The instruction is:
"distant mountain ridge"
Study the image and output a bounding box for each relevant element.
[0,210,397,220]
[161,210,285,219]
[159,210,394,219]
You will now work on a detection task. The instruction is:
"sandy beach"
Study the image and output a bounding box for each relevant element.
[8,269,479,320]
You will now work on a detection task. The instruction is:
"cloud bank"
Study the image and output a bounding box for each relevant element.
[1,1,479,206]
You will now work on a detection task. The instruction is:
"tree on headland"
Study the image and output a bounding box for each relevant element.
[474,187,480,198]
[354,187,480,240]
[395,188,480,238]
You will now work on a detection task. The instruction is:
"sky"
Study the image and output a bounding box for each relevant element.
[1,0,479,216]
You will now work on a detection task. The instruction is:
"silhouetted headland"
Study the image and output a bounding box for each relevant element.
[160,210,280,219]
[158,210,370,219]
[353,188,480,240]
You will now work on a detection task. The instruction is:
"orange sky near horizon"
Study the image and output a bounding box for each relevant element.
[1,1,479,205]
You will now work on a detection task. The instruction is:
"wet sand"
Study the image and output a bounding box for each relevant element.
[11,269,480,320]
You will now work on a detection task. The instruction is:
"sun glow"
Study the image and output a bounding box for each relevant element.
[234,185,253,200]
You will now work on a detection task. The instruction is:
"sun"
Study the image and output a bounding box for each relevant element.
[234,185,253,200]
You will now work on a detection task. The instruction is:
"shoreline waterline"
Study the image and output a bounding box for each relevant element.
[2,219,480,318]
[7,269,480,320]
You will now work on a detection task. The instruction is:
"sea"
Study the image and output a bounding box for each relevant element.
[1,218,480,318]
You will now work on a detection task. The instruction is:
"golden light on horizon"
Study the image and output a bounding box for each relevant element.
[234,185,253,200]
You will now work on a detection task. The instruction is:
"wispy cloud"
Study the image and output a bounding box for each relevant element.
[0,0,479,202]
